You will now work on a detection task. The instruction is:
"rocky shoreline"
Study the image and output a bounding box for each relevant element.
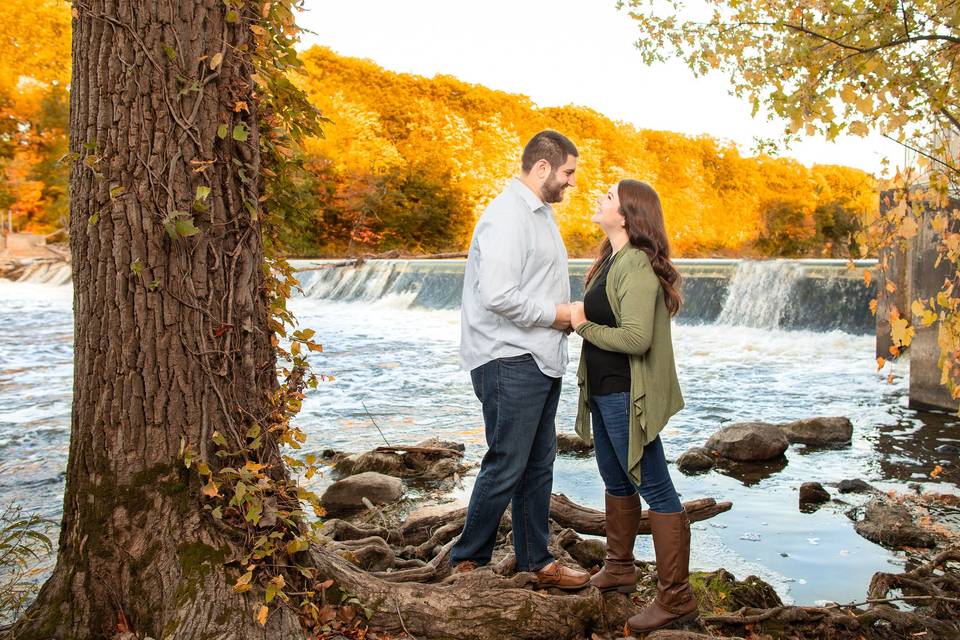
[316,428,960,639]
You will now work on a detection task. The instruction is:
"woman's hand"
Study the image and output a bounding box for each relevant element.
[570,301,587,330]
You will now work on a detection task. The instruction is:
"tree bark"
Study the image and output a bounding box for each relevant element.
[13,1,303,637]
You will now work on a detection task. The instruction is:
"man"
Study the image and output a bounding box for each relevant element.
[452,130,589,589]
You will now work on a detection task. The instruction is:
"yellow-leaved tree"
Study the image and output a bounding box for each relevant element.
[0,0,71,234]
[620,0,959,397]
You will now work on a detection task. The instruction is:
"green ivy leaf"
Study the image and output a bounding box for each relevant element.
[217,124,228,139]
[175,217,199,237]
[232,123,249,142]
[130,258,144,276]
[245,498,262,525]
[195,185,211,201]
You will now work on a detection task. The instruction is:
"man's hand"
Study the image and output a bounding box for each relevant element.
[570,301,586,329]
[552,303,572,331]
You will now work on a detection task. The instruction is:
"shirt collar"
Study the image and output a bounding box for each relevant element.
[511,178,549,214]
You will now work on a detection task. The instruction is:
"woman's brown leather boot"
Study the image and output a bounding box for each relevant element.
[627,509,699,633]
[589,491,642,593]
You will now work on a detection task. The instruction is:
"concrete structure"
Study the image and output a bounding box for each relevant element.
[0,232,66,261]
[877,189,960,411]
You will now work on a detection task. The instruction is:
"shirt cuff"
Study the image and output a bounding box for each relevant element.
[538,301,558,328]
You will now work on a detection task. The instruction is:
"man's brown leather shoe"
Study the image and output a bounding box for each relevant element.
[535,560,590,590]
[453,560,478,574]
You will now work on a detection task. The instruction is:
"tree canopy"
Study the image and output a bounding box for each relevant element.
[620,0,958,190]
[292,46,879,258]
[0,0,882,259]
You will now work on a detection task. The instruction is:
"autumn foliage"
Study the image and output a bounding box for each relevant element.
[1,1,879,258]
[0,0,71,236]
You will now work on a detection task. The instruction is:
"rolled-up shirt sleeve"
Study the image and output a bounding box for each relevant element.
[475,214,557,328]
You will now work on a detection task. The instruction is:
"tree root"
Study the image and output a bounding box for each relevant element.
[700,545,960,640]
[309,544,638,640]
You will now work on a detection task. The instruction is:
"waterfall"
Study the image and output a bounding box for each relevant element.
[716,261,803,329]
[299,260,417,306]
[3,260,73,286]
[5,258,875,334]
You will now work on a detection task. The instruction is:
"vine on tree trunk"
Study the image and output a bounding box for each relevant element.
[170,0,350,630]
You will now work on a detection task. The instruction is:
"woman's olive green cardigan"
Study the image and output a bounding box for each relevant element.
[574,244,684,485]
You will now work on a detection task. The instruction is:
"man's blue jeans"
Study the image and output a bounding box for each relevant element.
[450,354,560,572]
[590,392,683,513]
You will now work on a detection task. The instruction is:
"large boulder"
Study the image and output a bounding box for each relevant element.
[705,422,789,462]
[779,417,853,446]
[676,447,716,473]
[321,471,405,516]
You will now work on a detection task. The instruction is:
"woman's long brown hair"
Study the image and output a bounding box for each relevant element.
[585,179,682,316]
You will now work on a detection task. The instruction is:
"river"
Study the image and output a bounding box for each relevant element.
[1,259,957,606]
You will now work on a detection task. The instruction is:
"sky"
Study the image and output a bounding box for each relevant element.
[297,0,910,177]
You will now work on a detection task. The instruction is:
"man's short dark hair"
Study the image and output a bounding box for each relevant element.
[521,130,578,174]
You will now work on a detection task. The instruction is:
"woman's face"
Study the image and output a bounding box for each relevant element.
[591,184,625,234]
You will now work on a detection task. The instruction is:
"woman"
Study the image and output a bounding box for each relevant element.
[569,179,696,634]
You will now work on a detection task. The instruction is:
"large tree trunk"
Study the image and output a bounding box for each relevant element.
[13,1,304,637]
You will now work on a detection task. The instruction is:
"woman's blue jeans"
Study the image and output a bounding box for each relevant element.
[590,391,683,513]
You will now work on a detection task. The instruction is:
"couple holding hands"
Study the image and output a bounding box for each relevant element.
[452,130,695,635]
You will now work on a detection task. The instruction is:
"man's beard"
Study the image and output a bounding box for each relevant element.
[541,172,567,203]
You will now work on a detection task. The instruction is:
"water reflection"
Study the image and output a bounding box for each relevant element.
[713,456,790,487]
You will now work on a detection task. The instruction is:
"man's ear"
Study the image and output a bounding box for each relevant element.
[534,159,552,180]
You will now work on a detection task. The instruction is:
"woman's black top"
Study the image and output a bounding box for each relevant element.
[583,260,631,396]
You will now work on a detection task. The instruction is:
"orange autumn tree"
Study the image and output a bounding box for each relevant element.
[294,46,878,258]
[0,10,880,258]
[0,0,71,235]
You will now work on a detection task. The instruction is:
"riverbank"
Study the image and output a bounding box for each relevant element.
[312,439,959,639]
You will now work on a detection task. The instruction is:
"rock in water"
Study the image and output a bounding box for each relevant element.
[779,416,853,446]
[321,471,404,515]
[854,499,939,549]
[556,432,593,454]
[837,478,874,494]
[691,568,783,610]
[799,482,831,508]
[676,447,716,473]
[705,422,789,462]
[334,451,407,477]
[413,437,465,453]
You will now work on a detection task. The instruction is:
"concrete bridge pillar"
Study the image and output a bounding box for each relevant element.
[878,189,959,411]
